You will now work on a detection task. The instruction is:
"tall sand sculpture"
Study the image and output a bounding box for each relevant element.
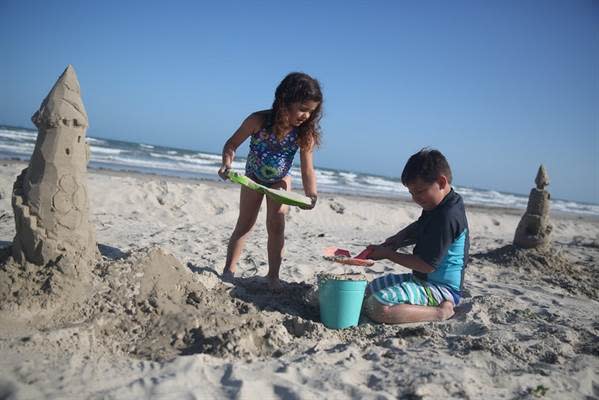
[513,165,552,249]
[12,65,97,271]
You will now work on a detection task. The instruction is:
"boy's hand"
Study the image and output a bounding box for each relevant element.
[218,165,231,180]
[366,245,395,261]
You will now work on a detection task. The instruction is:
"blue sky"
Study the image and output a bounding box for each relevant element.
[1,1,597,204]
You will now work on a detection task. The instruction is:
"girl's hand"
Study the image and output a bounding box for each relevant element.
[366,245,394,261]
[299,194,318,210]
[218,165,231,180]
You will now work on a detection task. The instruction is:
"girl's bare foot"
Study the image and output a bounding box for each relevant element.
[266,276,284,292]
[222,269,236,283]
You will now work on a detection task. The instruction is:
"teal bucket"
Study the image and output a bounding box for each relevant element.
[319,278,368,329]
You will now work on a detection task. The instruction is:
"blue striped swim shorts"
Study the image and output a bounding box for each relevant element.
[368,273,461,306]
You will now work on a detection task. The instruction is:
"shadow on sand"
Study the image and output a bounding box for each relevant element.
[97,244,129,260]
[228,276,320,322]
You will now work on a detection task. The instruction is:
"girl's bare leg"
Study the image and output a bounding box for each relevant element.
[222,186,264,280]
[264,176,291,291]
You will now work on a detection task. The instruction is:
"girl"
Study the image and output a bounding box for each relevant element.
[218,72,322,291]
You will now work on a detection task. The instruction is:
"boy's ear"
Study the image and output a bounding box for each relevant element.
[437,175,449,190]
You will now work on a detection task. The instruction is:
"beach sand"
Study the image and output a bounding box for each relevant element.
[1,160,598,399]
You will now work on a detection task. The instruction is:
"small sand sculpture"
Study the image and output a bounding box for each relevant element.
[513,165,552,249]
[12,65,97,270]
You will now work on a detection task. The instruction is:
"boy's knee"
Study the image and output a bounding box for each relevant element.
[364,296,390,323]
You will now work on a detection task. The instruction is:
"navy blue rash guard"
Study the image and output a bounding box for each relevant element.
[411,189,469,294]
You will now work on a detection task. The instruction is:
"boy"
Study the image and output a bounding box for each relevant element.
[364,148,469,324]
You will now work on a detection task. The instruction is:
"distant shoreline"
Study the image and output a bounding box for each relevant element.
[2,158,595,223]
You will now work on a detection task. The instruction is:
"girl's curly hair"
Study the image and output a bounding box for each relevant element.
[267,72,323,151]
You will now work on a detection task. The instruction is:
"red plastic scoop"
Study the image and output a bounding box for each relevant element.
[322,247,375,267]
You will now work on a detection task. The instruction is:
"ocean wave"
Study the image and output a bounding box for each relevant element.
[149,152,215,165]
[0,129,36,141]
[0,127,596,216]
[90,152,219,174]
[195,152,221,161]
[0,142,35,155]
[87,137,107,145]
[90,146,123,155]
[363,176,409,194]
[339,172,358,180]
[553,200,599,216]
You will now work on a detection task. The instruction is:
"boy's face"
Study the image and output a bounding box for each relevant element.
[406,176,449,211]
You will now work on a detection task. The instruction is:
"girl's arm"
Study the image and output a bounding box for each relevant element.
[218,113,262,179]
[299,143,318,208]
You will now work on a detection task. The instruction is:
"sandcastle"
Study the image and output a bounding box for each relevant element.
[513,165,552,249]
[11,65,97,271]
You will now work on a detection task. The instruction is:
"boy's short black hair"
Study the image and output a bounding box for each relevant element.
[401,148,453,185]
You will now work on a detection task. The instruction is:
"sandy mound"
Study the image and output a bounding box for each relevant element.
[0,250,89,324]
[472,244,599,300]
[77,247,318,362]
[0,247,329,362]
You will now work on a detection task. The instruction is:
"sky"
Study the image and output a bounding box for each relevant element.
[1,0,598,204]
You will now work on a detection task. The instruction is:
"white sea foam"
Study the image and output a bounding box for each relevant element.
[87,137,107,145]
[552,200,599,216]
[90,146,123,155]
[0,129,37,141]
[0,142,35,155]
[195,152,221,161]
[363,176,409,194]
[339,172,358,181]
[149,152,215,166]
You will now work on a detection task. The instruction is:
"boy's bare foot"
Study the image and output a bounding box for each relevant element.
[266,276,284,293]
[221,269,236,283]
[438,301,455,320]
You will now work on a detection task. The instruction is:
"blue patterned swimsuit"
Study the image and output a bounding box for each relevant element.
[245,127,299,185]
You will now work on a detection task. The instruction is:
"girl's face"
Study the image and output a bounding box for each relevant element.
[285,100,319,127]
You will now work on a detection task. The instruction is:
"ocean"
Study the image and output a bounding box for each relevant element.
[1,125,597,217]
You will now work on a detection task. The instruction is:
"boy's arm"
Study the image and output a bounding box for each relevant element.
[218,113,262,179]
[382,221,419,250]
[368,246,435,273]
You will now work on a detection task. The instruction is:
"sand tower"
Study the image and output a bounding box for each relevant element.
[12,65,97,271]
[513,165,553,249]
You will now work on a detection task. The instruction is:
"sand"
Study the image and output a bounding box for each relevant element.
[1,160,598,399]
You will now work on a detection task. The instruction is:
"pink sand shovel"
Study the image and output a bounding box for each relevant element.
[322,246,375,266]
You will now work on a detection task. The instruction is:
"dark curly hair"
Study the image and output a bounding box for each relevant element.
[267,72,323,151]
[401,148,453,185]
